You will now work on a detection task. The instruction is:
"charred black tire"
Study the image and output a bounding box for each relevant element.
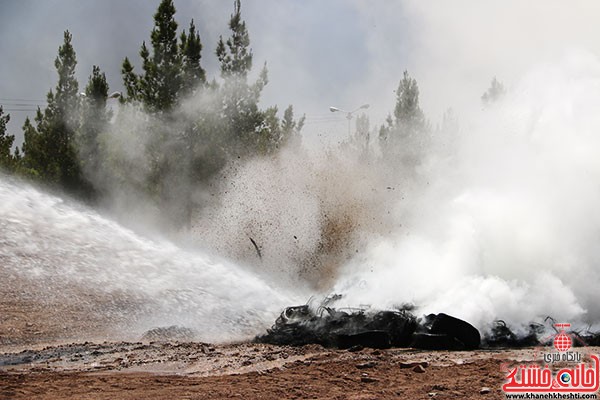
[430,313,481,350]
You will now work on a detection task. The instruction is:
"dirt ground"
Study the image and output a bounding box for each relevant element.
[1,269,598,400]
[1,341,533,400]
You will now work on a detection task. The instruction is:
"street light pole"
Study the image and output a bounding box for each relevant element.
[329,104,369,136]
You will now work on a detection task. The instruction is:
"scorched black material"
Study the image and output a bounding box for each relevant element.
[255,305,482,350]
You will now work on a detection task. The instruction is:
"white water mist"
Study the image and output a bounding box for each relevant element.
[0,176,302,342]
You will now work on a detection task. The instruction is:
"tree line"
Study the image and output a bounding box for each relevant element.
[0,0,305,227]
[0,0,504,229]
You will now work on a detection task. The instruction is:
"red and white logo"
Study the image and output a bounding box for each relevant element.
[553,323,572,352]
[502,323,599,394]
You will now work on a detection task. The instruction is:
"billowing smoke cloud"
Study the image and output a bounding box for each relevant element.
[3,1,600,340]
[187,50,600,336]
[334,52,600,332]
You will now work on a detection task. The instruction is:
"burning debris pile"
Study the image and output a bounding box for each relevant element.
[256,300,600,351]
[483,319,600,349]
[483,320,543,348]
[255,302,481,350]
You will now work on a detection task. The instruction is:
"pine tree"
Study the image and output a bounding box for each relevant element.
[393,70,425,133]
[54,31,80,126]
[108,0,303,229]
[0,106,16,171]
[180,19,206,96]
[121,57,140,102]
[121,0,188,113]
[77,65,109,198]
[80,65,109,148]
[21,116,42,178]
[21,30,83,192]
[145,0,181,112]
[379,70,428,166]
[281,105,305,145]
[481,77,505,105]
[285,105,305,148]
[121,0,207,110]
[216,0,252,78]
[215,0,271,154]
[117,0,212,229]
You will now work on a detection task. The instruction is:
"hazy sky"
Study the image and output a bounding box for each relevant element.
[2,0,600,143]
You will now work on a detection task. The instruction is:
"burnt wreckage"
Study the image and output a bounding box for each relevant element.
[256,302,481,350]
[256,301,600,350]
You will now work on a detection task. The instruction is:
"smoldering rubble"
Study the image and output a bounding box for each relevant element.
[255,301,481,350]
[255,300,600,350]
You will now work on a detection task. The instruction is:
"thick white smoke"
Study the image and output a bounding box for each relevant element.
[332,51,600,332]
[183,50,600,335]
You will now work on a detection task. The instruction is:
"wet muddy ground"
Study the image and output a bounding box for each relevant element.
[4,338,591,400]
[2,269,599,399]
[0,342,503,399]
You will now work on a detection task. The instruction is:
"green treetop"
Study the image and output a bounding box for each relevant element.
[180,19,206,96]
[21,30,83,192]
[0,106,17,171]
[379,70,429,166]
[121,0,205,113]
[394,70,425,132]
[78,65,109,194]
[216,0,252,78]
